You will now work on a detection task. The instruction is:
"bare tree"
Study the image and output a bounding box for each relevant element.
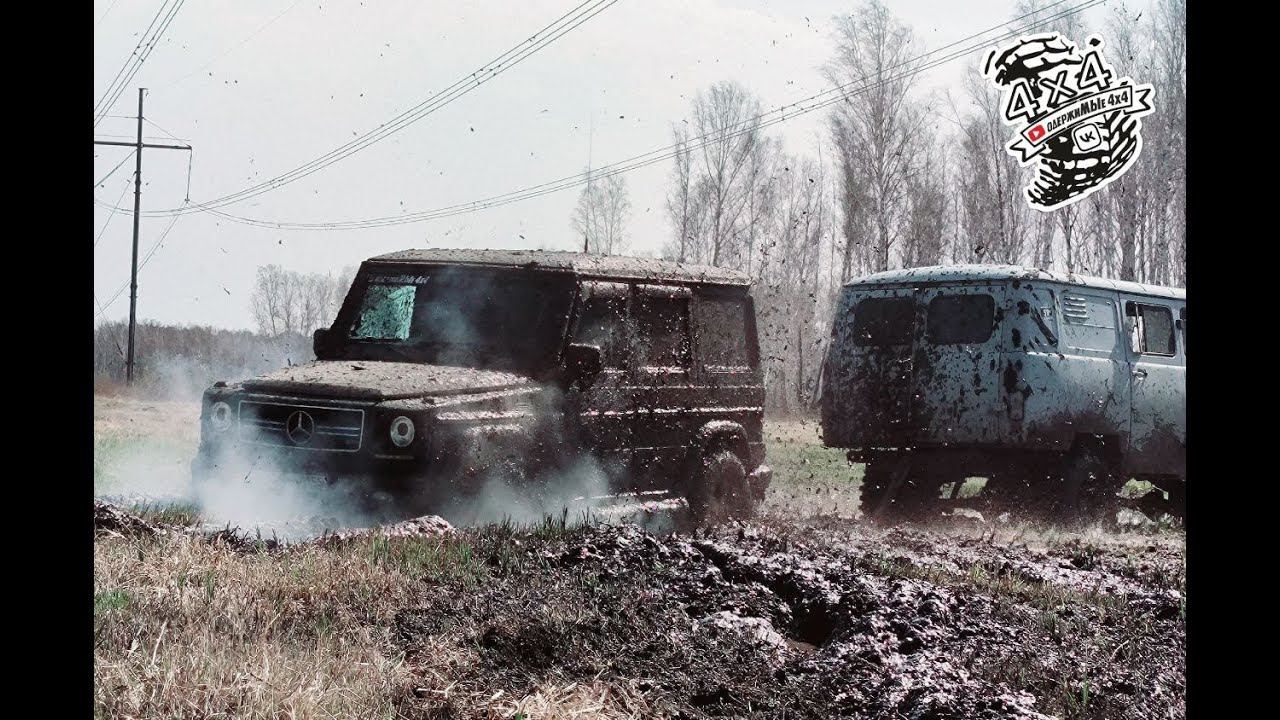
[664,125,700,263]
[825,0,930,273]
[691,81,766,267]
[251,264,357,337]
[953,68,1030,264]
[901,142,949,267]
[571,170,632,255]
[250,265,291,337]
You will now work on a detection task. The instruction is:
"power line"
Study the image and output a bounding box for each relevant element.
[94,148,136,187]
[93,0,187,127]
[143,117,186,142]
[95,178,134,247]
[95,0,123,28]
[152,0,309,89]
[165,0,1100,231]
[95,205,186,318]
[148,0,621,214]
[95,133,185,144]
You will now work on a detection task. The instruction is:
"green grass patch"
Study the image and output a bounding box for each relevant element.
[94,589,132,615]
[129,502,202,527]
[766,435,855,489]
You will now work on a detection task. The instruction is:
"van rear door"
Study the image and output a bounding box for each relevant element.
[822,286,917,447]
[911,284,1007,445]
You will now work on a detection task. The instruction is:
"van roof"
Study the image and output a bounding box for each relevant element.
[367,248,750,286]
[844,264,1185,300]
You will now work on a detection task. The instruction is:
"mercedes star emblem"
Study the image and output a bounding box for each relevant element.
[285,410,316,445]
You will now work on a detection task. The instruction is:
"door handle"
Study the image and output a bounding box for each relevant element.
[1132,368,1148,378]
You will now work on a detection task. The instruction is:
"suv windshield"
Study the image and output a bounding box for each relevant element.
[336,266,575,371]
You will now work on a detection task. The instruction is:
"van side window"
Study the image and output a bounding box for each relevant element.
[698,296,751,369]
[575,296,628,369]
[926,294,995,344]
[852,297,913,346]
[634,295,691,369]
[1061,293,1119,351]
[1130,303,1176,356]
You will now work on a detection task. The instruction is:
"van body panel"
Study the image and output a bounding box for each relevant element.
[821,265,1185,482]
[821,285,917,448]
[911,283,1008,446]
[1012,282,1132,451]
[1121,295,1186,476]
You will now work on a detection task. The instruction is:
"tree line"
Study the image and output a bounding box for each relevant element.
[99,0,1183,413]
[582,0,1184,414]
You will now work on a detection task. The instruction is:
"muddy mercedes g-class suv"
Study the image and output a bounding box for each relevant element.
[820,265,1185,523]
[193,249,771,524]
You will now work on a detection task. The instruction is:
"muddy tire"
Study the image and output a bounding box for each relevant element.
[860,459,944,524]
[985,458,1058,519]
[687,449,754,526]
[1056,445,1122,524]
[1162,479,1186,521]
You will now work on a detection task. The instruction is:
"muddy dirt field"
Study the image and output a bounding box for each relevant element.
[93,397,1185,718]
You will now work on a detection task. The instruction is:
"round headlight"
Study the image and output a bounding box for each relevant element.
[389,415,415,448]
[210,401,233,432]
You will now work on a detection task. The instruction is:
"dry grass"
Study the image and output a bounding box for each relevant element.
[94,400,1183,718]
[94,396,200,444]
[94,533,422,718]
[93,523,654,719]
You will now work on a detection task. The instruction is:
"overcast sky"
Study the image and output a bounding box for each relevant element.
[93,0,1111,331]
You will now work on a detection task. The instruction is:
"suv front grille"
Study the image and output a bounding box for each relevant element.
[237,401,364,452]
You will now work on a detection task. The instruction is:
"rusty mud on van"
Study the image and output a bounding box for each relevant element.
[820,265,1185,523]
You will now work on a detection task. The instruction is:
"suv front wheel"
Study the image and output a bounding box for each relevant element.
[686,448,755,526]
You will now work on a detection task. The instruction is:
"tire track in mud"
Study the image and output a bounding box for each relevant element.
[94,500,1183,718]
[391,522,1183,718]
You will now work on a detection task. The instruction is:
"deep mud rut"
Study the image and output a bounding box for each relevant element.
[96,500,1184,718]
[394,518,1181,718]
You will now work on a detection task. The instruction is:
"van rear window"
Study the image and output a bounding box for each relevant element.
[926,294,995,344]
[852,297,914,346]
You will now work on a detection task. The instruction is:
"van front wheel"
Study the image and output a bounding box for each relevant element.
[860,459,944,523]
[686,449,754,526]
[1057,445,1123,524]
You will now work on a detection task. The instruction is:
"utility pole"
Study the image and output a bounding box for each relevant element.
[93,88,191,385]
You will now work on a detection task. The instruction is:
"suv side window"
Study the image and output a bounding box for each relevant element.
[575,296,628,369]
[634,294,691,370]
[697,296,752,370]
[1128,302,1176,356]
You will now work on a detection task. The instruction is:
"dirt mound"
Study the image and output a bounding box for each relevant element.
[94,501,160,538]
[93,500,452,551]
[311,514,454,548]
[395,521,1184,718]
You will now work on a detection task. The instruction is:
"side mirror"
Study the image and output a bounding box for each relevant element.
[313,328,331,358]
[563,343,604,388]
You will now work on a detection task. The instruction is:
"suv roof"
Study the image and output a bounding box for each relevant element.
[368,248,750,286]
[844,264,1185,300]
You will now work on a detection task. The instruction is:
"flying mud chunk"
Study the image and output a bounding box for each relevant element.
[192,249,772,529]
